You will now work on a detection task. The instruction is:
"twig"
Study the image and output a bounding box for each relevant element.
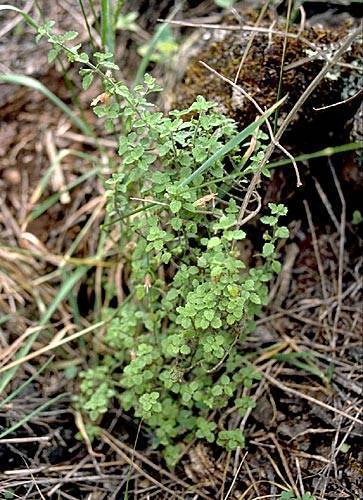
[329,160,346,338]
[0,436,50,444]
[303,200,328,302]
[233,2,271,84]
[102,432,185,499]
[280,309,358,337]
[161,18,354,66]
[314,178,340,231]
[274,27,361,140]
[0,319,108,374]
[334,408,362,461]
[317,415,343,498]
[130,197,169,207]
[27,466,46,500]
[264,372,363,426]
[273,0,293,132]
[270,242,299,308]
[46,456,91,497]
[101,430,210,500]
[235,191,262,227]
[313,88,363,111]
[269,433,299,498]
[223,451,248,500]
[236,26,361,228]
[45,130,70,204]
[61,130,117,148]
[239,362,274,431]
[0,475,122,489]
[243,461,260,497]
[3,460,127,476]
[297,5,306,38]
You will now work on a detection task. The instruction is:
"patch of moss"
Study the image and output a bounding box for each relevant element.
[177,11,362,143]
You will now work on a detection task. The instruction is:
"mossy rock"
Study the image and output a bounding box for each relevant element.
[177,9,362,148]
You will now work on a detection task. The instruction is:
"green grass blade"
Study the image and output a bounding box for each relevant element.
[78,0,97,49]
[267,141,363,168]
[0,358,53,410]
[0,4,39,30]
[133,3,181,87]
[186,141,363,191]
[180,96,286,188]
[0,393,65,439]
[0,314,12,326]
[0,266,88,395]
[87,0,101,34]
[275,352,328,383]
[29,167,99,221]
[0,74,92,136]
[101,0,114,55]
[133,22,169,87]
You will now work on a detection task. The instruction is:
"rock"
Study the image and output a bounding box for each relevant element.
[177,8,362,148]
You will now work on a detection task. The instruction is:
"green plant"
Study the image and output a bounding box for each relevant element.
[30,21,291,468]
[116,10,138,32]
[280,492,316,500]
[352,209,363,225]
[79,364,116,421]
[217,429,245,450]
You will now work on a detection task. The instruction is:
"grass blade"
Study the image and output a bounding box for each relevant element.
[0,393,66,439]
[29,167,99,221]
[87,0,101,34]
[133,22,169,87]
[268,141,363,168]
[113,0,124,30]
[180,96,287,188]
[0,358,53,410]
[0,314,11,326]
[0,266,88,395]
[133,3,181,87]
[187,141,363,191]
[0,4,39,30]
[275,352,328,383]
[78,0,97,49]
[0,74,92,136]
[101,0,114,55]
